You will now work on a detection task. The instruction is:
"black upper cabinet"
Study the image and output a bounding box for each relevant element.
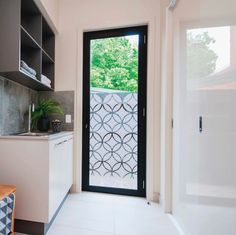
[0,0,55,91]
[21,0,42,46]
[42,18,55,61]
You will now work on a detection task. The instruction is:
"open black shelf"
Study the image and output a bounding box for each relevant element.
[21,0,42,46]
[20,27,41,81]
[42,51,55,89]
[0,70,53,91]
[0,0,55,91]
[42,18,55,60]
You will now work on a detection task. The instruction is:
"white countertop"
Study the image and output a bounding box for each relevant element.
[0,131,74,141]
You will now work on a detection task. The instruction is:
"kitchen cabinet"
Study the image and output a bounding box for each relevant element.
[0,0,55,91]
[0,132,73,234]
[49,136,73,219]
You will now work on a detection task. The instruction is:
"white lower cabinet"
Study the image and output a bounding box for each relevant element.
[49,135,73,220]
[0,132,73,224]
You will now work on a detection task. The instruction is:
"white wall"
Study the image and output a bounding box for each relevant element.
[159,0,174,212]
[172,0,236,234]
[34,0,59,32]
[56,0,161,200]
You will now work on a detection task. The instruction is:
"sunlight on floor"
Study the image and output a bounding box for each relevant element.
[15,192,180,235]
[48,192,179,235]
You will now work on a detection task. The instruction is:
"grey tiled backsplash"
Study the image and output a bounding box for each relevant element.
[38,91,75,131]
[0,76,74,135]
[0,77,38,135]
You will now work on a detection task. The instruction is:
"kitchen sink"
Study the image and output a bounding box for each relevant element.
[17,132,54,137]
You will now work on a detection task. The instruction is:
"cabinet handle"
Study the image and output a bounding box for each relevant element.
[54,138,73,147]
[199,116,203,133]
[55,140,66,147]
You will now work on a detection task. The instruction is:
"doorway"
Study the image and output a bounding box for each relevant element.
[82,26,147,197]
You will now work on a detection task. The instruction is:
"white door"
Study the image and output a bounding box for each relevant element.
[172,1,236,235]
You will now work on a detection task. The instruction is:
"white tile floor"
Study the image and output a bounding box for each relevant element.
[15,192,180,235]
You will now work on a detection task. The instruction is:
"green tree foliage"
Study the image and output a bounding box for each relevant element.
[91,37,138,92]
[187,31,218,79]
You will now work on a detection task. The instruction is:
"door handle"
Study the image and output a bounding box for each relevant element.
[199,116,203,133]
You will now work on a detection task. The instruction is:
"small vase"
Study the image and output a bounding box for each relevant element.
[52,120,62,133]
[37,116,50,132]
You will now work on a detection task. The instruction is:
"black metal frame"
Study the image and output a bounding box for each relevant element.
[82,26,147,197]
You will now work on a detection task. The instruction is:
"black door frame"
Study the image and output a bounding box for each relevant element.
[82,26,147,197]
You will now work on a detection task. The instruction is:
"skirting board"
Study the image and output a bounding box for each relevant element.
[70,183,77,193]
[153,192,160,202]
[15,191,69,235]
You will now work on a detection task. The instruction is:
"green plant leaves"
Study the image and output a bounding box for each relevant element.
[31,99,64,130]
[90,36,138,92]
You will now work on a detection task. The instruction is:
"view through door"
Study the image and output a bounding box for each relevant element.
[82,26,147,196]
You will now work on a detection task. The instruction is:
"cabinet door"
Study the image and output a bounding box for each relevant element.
[62,138,73,193]
[49,136,73,220]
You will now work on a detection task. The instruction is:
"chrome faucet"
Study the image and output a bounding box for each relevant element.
[28,103,35,133]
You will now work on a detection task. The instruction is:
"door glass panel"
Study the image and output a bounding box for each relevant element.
[173,22,236,235]
[185,25,236,199]
[89,35,139,190]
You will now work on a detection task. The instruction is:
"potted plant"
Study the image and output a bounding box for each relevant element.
[31,99,64,132]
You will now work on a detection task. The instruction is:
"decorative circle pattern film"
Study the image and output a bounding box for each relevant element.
[89,91,138,190]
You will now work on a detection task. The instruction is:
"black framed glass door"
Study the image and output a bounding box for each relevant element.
[82,26,147,197]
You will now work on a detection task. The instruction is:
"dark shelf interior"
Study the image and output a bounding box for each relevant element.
[0,71,53,91]
[21,27,40,48]
[0,0,55,91]
[21,0,42,46]
[42,18,55,60]
[42,49,54,63]
[20,28,41,81]
[42,51,55,89]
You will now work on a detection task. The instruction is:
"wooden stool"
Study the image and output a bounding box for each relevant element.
[0,185,16,235]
